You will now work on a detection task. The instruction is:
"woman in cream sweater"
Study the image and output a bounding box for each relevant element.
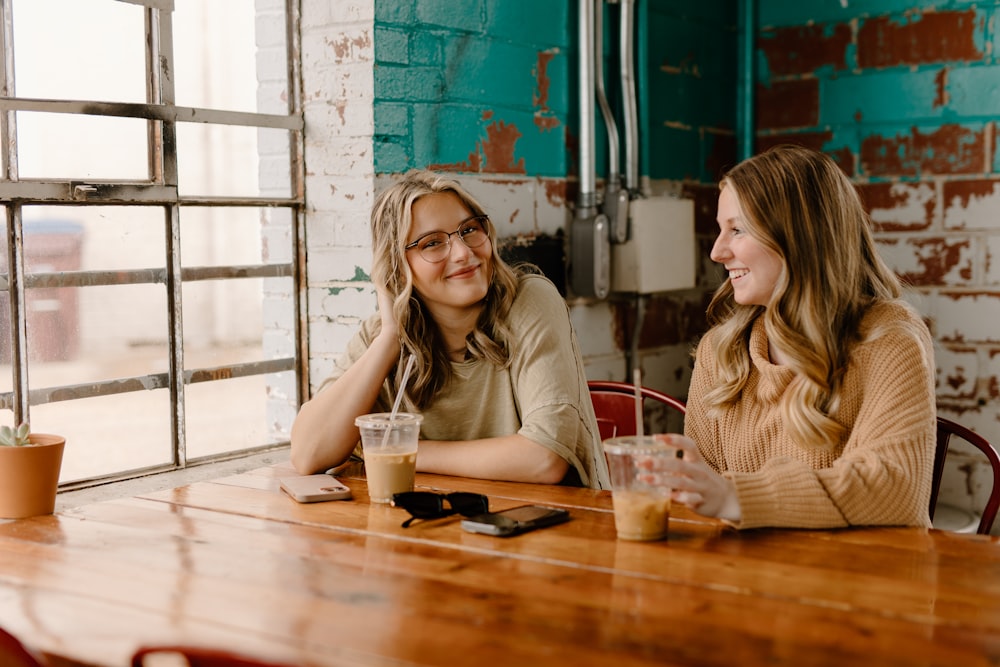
[661,145,936,529]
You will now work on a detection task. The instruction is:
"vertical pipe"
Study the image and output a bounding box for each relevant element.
[577,0,597,217]
[619,0,639,192]
[737,0,755,161]
[595,1,620,190]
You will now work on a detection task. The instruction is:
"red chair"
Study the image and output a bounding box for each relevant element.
[931,417,1000,535]
[131,646,298,667]
[587,380,686,440]
[0,627,48,667]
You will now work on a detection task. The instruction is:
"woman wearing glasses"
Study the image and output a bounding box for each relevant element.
[291,170,611,489]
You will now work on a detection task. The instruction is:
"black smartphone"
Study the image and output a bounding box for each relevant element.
[460,505,570,537]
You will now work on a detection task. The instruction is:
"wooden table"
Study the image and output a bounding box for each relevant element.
[0,459,997,667]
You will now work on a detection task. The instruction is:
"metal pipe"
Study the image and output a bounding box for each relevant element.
[737,0,755,160]
[594,0,619,189]
[577,0,597,217]
[619,0,639,192]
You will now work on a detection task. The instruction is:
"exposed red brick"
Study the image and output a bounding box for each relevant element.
[759,23,852,76]
[857,182,934,231]
[533,51,560,132]
[860,124,986,177]
[942,178,1000,211]
[897,237,972,286]
[756,79,819,130]
[429,119,526,174]
[756,132,855,177]
[857,10,983,68]
[933,68,949,108]
[542,178,567,208]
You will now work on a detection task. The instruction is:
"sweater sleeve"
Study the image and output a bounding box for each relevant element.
[732,316,936,530]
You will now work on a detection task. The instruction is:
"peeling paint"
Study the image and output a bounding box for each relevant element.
[533,50,560,132]
[862,182,935,231]
[860,124,986,177]
[327,31,373,62]
[857,10,983,68]
[759,22,851,76]
[755,79,820,130]
[430,119,526,174]
[943,179,1000,229]
[933,68,949,108]
[543,180,566,208]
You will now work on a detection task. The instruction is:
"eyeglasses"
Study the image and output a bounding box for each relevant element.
[391,491,489,528]
[404,216,490,263]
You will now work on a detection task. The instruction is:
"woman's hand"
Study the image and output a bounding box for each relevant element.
[653,434,742,523]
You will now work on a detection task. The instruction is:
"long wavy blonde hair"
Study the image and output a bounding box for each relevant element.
[370,170,531,410]
[703,145,904,450]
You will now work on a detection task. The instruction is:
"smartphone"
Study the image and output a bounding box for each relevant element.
[279,474,353,503]
[460,505,570,537]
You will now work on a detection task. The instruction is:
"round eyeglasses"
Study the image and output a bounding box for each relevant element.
[404,216,490,263]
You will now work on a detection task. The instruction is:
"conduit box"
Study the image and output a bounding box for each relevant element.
[611,196,696,294]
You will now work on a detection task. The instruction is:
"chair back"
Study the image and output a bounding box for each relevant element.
[0,627,47,667]
[587,380,686,440]
[931,417,1000,535]
[131,646,297,667]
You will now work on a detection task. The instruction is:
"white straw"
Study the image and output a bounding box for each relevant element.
[633,367,644,438]
[383,353,416,446]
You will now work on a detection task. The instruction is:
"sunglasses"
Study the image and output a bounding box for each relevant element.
[391,491,489,528]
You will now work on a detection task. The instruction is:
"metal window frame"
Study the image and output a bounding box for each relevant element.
[0,0,307,488]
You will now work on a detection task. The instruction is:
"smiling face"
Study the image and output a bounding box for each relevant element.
[711,185,784,307]
[405,191,493,320]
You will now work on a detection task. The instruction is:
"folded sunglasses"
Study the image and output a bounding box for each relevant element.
[391,491,489,528]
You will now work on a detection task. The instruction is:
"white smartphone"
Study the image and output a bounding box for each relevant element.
[279,474,353,503]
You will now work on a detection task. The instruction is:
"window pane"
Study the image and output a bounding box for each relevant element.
[27,284,168,386]
[173,0,262,113]
[183,278,263,361]
[17,112,149,180]
[12,0,146,103]
[176,126,292,198]
[33,391,173,484]
[24,205,166,273]
[181,208,263,267]
[185,375,285,459]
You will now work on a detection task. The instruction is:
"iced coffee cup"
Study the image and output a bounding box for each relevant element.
[355,412,423,504]
[603,436,677,541]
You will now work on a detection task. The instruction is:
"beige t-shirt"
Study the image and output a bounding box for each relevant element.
[326,274,611,489]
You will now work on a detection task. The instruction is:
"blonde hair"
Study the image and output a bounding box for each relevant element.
[370,170,531,409]
[703,145,904,450]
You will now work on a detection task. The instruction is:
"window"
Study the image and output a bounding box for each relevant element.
[0,0,304,487]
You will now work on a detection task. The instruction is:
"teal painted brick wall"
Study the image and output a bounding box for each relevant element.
[643,0,739,182]
[757,1,997,180]
[374,0,572,176]
[373,0,737,183]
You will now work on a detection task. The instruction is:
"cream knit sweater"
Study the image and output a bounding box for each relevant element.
[685,300,936,529]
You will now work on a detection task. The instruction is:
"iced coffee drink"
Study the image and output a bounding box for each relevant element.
[355,413,422,504]
[603,435,677,541]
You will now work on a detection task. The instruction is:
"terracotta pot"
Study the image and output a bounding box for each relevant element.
[0,433,66,519]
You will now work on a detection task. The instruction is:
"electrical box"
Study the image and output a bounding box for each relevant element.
[611,196,696,294]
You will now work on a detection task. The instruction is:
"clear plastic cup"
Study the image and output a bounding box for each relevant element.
[355,412,422,504]
[603,435,677,541]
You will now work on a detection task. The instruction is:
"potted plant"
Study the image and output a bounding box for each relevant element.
[0,423,66,519]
